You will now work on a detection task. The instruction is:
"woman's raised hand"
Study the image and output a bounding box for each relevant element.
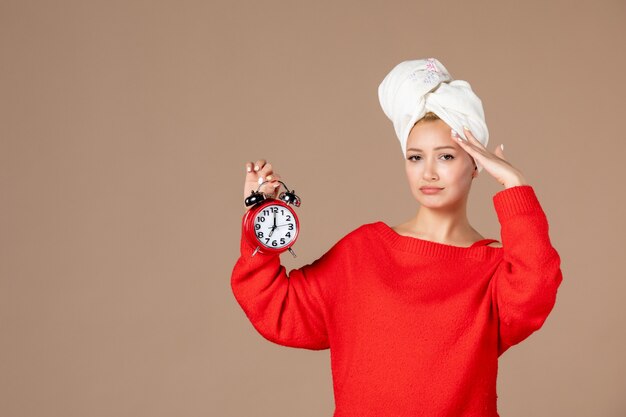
[243,159,282,210]
[452,126,529,188]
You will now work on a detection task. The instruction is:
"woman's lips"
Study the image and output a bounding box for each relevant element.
[420,187,443,194]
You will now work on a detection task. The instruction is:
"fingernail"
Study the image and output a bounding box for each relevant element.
[254,165,259,171]
[463,125,470,132]
[501,144,504,151]
[451,129,458,137]
[258,177,264,184]
[247,165,251,172]
[266,175,273,181]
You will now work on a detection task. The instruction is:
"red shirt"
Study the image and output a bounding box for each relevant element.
[231,185,563,416]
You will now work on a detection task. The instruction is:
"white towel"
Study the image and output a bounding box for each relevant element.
[377,58,489,172]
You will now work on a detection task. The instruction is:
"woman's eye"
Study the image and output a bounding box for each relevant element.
[407,154,454,162]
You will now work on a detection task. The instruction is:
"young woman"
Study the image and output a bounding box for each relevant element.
[231,59,563,417]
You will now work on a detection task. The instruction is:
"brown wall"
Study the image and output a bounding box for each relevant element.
[1,1,625,416]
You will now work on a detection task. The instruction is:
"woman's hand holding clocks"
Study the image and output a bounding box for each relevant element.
[453,126,530,189]
[243,159,282,211]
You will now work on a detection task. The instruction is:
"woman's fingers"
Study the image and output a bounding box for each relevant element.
[454,126,484,153]
[454,127,489,161]
[462,127,509,165]
[245,159,281,182]
[244,159,282,205]
[451,129,524,186]
[257,162,273,183]
[253,159,267,172]
[248,160,281,194]
[245,159,270,180]
[452,128,473,150]
[462,126,487,150]
[267,173,281,187]
[258,162,272,175]
[493,143,506,161]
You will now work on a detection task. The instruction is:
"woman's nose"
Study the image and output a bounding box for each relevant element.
[422,159,438,179]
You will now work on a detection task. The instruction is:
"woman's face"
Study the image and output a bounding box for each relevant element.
[404,119,477,209]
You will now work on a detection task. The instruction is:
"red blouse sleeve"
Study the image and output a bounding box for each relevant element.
[230,213,347,350]
[491,185,564,356]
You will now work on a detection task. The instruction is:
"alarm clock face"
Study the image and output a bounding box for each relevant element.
[253,204,298,249]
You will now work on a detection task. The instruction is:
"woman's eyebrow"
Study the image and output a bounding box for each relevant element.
[407,146,457,152]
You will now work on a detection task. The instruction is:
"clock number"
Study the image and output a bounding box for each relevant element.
[253,205,297,249]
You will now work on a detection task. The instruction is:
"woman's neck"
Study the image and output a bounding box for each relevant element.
[397,206,483,245]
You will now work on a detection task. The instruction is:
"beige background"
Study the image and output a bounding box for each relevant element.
[1,1,625,416]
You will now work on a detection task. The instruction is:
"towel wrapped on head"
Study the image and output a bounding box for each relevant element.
[377,58,489,172]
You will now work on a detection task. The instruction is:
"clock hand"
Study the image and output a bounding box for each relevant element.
[268,211,279,237]
[267,216,277,238]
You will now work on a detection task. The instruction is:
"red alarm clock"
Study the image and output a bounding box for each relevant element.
[243,180,301,257]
